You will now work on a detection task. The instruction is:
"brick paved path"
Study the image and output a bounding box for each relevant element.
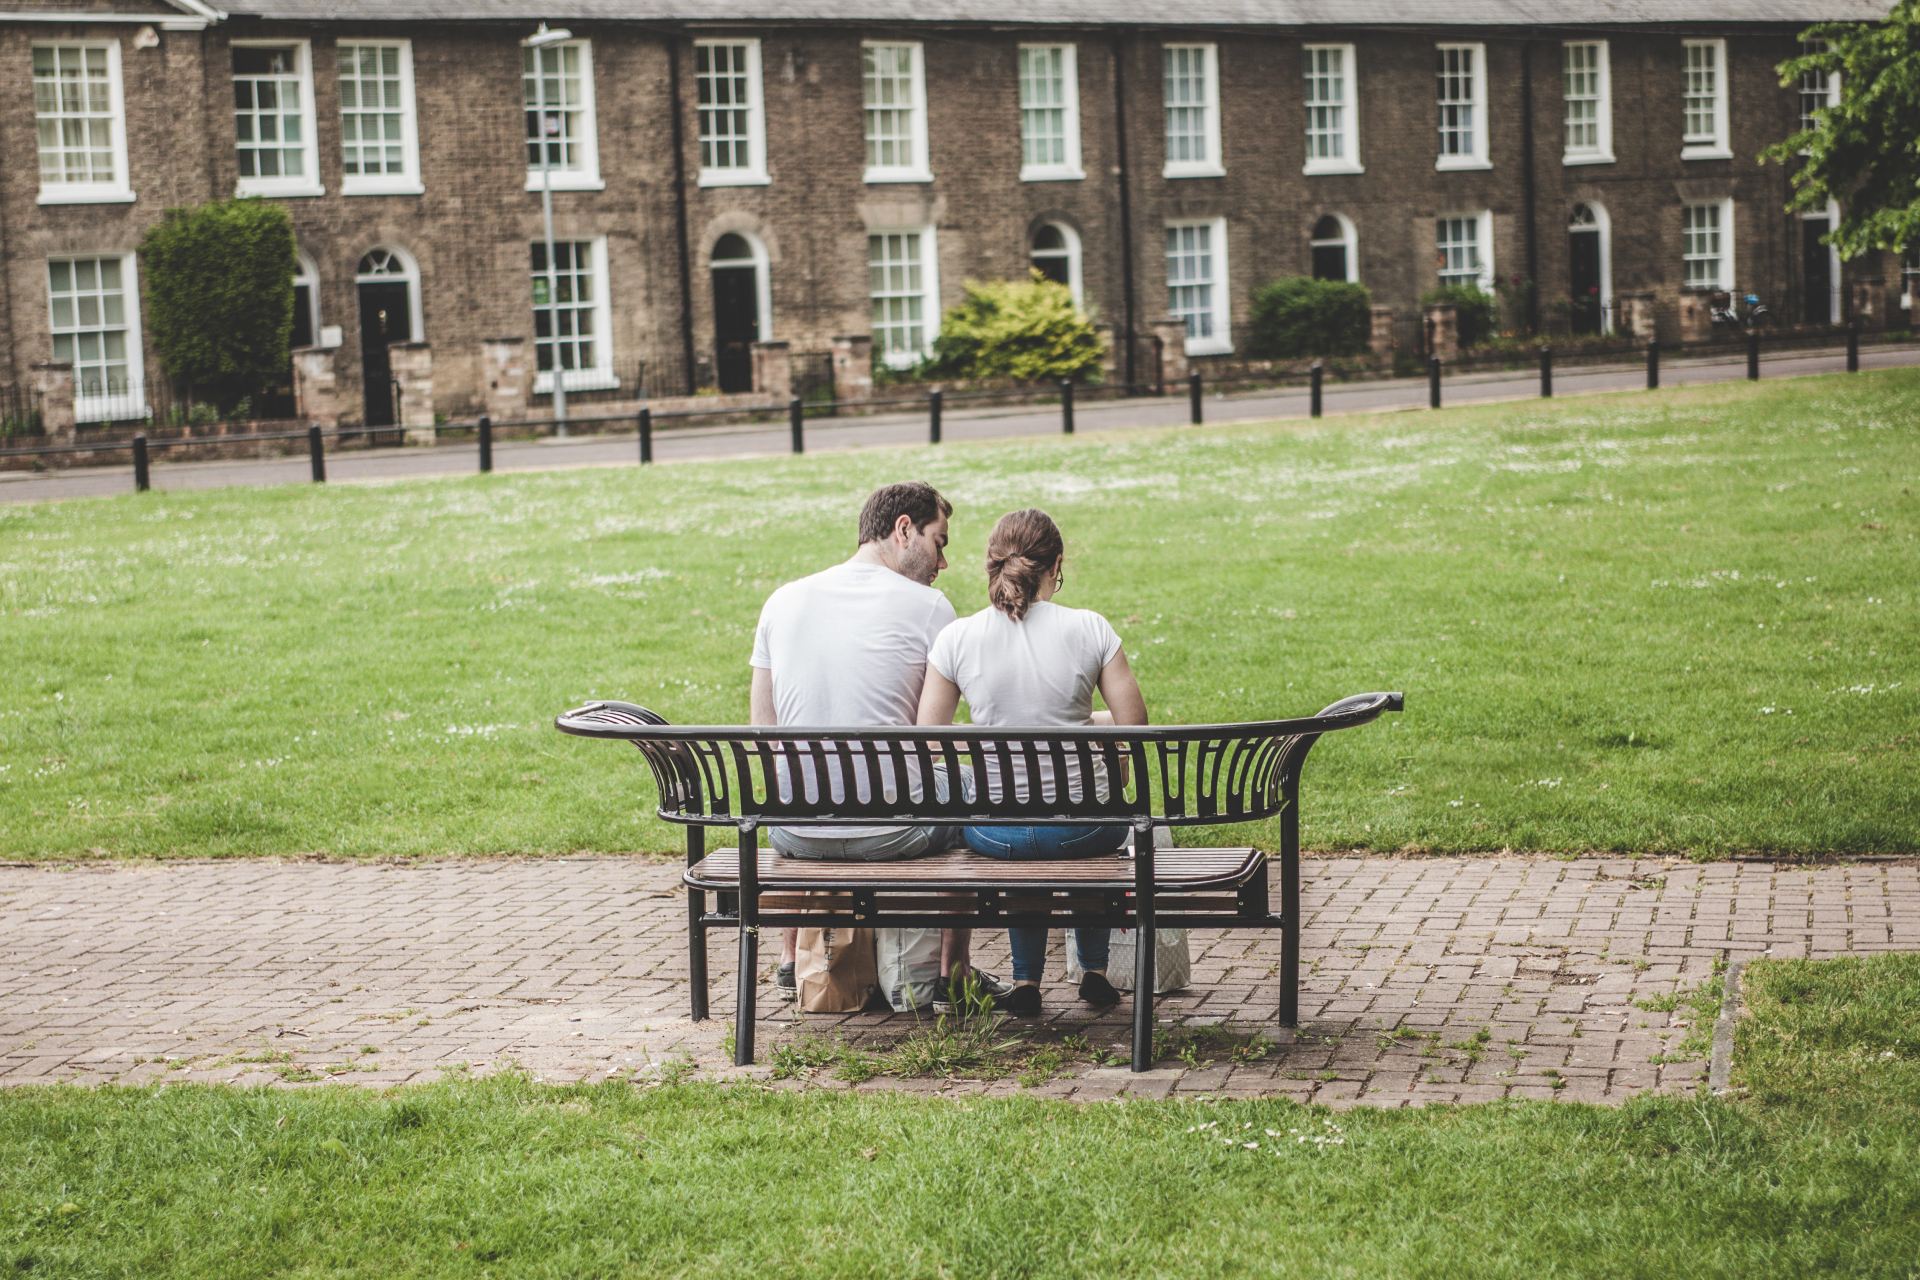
[2,856,1914,1105]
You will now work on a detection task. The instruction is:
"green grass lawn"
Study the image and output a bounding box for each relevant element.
[2,954,1914,1278]
[1,371,1915,858]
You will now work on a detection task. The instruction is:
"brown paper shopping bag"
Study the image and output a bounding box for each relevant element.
[794,926,878,1013]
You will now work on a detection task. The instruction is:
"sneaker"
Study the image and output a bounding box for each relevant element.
[774,962,796,1001]
[1078,971,1121,1007]
[931,968,1013,1014]
[999,984,1043,1017]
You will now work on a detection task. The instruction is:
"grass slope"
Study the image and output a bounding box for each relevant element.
[1,371,1915,858]
[2,955,1916,1278]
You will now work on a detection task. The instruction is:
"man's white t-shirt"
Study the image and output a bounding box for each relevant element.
[750,559,956,836]
[926,601,1125,804]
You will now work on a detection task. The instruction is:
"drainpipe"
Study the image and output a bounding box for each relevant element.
[1111,33,1137,390]
[1519,39,1540,334]
[665,32,697,393]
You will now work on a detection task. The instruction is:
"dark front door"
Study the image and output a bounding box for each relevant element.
[713,266,758,394]
[358,280,410,427]
[1802,217,1833,325]
[1569,230,1602,335]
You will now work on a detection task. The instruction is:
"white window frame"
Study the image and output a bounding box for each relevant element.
[337,39,423,197]
[1681,39,1731,160]
[32,40,134,205]
[1798,37,1841,146]
[1901,247,1920,314]
[868,227,940,368]
[1165,217,1232,356]
[1309,213,1358,284]
[862,41,932,185]
[523,38,603,193]
[292,250,321,347]
[710,231,774,343]
[232,38,324,198]
[1302,43,1362,176]
[1162,43,1224,179]
[1436,211,1495,294]
[1018,43,1084,182]
[695,38,769,187]
[1682,199,1735,292]
[47,252,147,424]
[1568,202,1613,334]
[1435,42,1490,171]
[1029,221,1083,309]
[1561,40,1614,166]
[530,235,616,394]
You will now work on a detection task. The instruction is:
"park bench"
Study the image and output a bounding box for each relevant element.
[555,691,1403,1072]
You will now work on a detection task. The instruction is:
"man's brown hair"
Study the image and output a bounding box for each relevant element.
[857,481,952,545]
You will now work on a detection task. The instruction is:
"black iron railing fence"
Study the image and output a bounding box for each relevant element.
[2,324,1908,494]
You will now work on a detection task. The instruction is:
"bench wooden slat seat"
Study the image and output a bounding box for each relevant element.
[555,690,1403,1072]
[687,846,1263,892]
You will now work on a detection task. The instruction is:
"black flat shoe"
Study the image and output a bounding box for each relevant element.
[1078,971,1121,1007]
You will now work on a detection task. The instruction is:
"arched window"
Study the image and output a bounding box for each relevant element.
[291,252,320,349]
[1310,214,1356,283]
[1029,221,1083,308]
[354,245,422,342]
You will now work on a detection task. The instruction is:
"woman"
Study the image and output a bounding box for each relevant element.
[917,508,1149,1016]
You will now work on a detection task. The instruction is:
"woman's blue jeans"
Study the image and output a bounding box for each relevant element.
[962,823,1125,983]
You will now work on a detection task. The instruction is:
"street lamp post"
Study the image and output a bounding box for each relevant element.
[525,23,572,437]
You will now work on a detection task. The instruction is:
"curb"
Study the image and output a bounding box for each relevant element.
[1706,958,1747,1095]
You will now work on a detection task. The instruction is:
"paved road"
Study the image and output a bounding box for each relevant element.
[4,341,1915,505]
[3,854,1913,1103]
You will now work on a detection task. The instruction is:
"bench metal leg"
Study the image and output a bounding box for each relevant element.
[687,888,709,1022]
[734,823,758,1066]
[1131,821,1155,1072]
[1280,784,1301,1028]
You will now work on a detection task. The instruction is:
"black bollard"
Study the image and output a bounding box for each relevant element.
[928,390,942,445]
[1428,357,1442,409]
[789,397,804,454]
[1747,330,1760,381]
[1847,321,1860,373]
[308,424,326,483]
[1647,340,1661,390]
[1061,379,1075,435]
[1539,346,1553,398]
[132,434,150,492]
[478,415,493,473]
[1188,370,1203,424]
[638,407,653,464]
[1309,361,1323,418]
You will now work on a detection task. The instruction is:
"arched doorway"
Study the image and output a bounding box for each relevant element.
[1799,199,1841,325]
[1568,203,1610,335]
[355,246,420,426]
[710,233,768,394]
[1029,222,1083,308]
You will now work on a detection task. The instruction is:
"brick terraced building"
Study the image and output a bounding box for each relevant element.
[2,0,1912,429]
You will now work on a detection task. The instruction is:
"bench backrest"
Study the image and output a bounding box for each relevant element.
[555,692,1402,830]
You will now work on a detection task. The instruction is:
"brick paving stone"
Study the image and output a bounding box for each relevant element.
[1,855,1914,1106]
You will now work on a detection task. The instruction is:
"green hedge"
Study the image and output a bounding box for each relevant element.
[1418,284,1500,349]
[1247,277,1372,359]
[927,275,1104,382]
[139,199,296,413]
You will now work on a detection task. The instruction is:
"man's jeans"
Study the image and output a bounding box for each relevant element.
[962,823,1124,983]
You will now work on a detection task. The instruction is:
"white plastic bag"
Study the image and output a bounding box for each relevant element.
[1067,927,1192,994]
[874,927,942,1012]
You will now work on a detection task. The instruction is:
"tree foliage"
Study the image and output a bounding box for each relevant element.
[1763,2,1920,258]
[139,198,297,411]
[927,275,1104,382]
[1246,277,1372,359]
[1417,285,1500,349]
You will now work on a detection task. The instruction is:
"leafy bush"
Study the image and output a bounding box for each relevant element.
[140,199,297,413]
[1247,277,1372,359]
[927,275,1103,382]
[1419,284,1500,349]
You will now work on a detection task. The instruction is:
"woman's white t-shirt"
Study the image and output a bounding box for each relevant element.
[926,601,1125,804]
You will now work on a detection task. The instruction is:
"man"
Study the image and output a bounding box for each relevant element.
[750,480,1004,1009]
